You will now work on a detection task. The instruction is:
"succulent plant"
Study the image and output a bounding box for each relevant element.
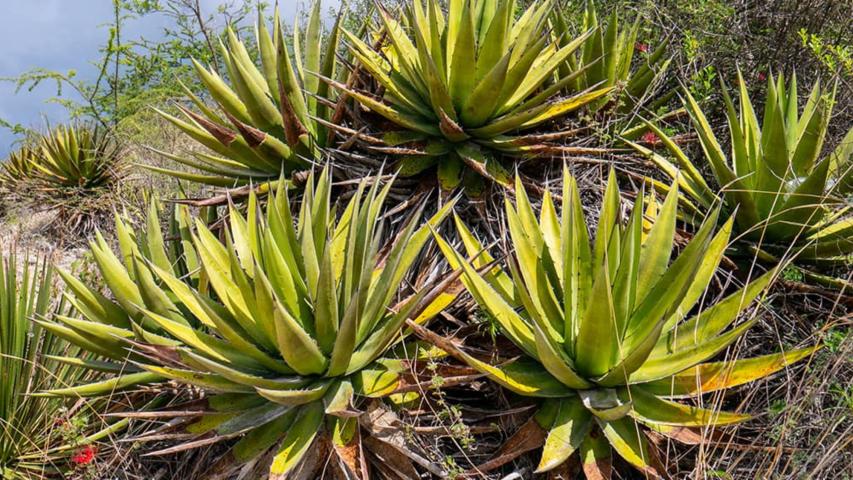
[552,2,674,136]
[152,1,344,187]
[627,72,853,270]
[0,146,39,187]
[43,169,460,477]
[0,124,125,233]
[5,124,124,195]
[425,168,817,476]
[328,0,613,192]
[0,253,127,479]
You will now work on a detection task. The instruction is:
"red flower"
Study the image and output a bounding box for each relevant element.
[757,71,767,82]
[641,130,660,145]
[71,445,97,466]
[635,42,649,53]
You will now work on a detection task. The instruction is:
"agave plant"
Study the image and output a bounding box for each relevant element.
[328,0,613,191]
[552,2,673,136]
[423,169,817,477]
[627,72,853,271]
[0,124,125,234]
[0,146,38,188]
[1,124,122,194]
[0,253,128,479]
[151,1,344,187]
[30,124,122,191]
[43,169,460,478]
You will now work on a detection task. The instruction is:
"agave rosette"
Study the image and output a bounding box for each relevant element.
[552,3,674,137]
[425,169,817,476]
[43,169,460,478]
[0,124,125,233]
[0,146,38,188]
[627,72,853,268]
[328,0,613,191]
[28,124,122,193]
[151,2,344,187]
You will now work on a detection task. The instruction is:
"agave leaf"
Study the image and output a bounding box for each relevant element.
[271,291,328,376]
[574,257,618,377]
[256,380,333,407]
[657,268,775,356]
[57,268,129,328]
[40,372,164,397]
[180,350,307,391]
[269,403,324,478]
[634,178,678,304]
[319,75,441,136]
[217,402,294,436]
[579,428,613,479]
[448,0,477,111]
[640,346,819,397]
[323,380,362,417]
[619,207,721,356]
[536,396,593,473]
[532,321,592,389]
[662,217,735,333]
[623,386,750,426]
[630,318,758,384]
[352,359,403,398]
[432,230,536,354]
[144,364,255,393]
[232,409,297,462]
[560,169,593,352]
[597,417,658,475]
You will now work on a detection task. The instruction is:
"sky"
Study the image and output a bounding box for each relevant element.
[0,0,322,157]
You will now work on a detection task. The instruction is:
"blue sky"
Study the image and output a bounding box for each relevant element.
[0,0,320,157]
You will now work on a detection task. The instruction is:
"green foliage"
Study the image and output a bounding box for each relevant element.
[430,168,818,476]
[0,254,125,479]
[627,72,853,266]
[150,1,343,186]
[799,28,853,79]
[45,169,460,477]
[552,2,674,135]
[333,0,612,192]
[688,65,718,101]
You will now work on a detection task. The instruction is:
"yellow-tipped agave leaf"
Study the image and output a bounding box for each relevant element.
[430,168,818,476]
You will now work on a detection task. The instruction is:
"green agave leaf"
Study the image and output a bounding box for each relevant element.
[432,230,536,355]
[40,372,164,397]
[630,318,758,384]
[256,380,334,407]
[458,353,572,398]
[536,396,593,473]
[232,409,297,462]
[269,402,324,478]
[352,359,403,398]
[622,386,750,426]
[143,365,255,393]
[640,346,819,397]
[597,417,658,474]
[657,267,775,356]
[579,427,612,478]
